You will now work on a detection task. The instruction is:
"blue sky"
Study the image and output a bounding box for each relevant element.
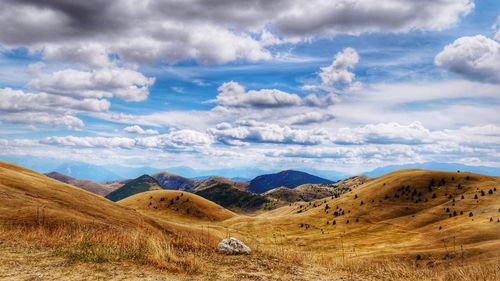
[0,0,499,174]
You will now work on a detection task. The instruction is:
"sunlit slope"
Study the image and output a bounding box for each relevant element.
[118,190,235,222]
[226,169,500,260]
[0,161,148,228]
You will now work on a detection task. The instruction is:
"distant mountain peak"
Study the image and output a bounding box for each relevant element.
[105,174,162,202]
[248,170,333,193]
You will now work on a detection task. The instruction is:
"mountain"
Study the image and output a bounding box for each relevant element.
[247,170,334,193]
[152,171,196,191]
[45,171,117,196]
[363,162,500,178]
[192,176,249,191]
[55,162,121,182]
[194,183,269,211]
[105,174,163,202]
[102,165,160,180]
[264,176,371,204]
[165,166,269,180]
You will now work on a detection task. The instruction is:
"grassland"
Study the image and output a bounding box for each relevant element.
[1,161,499,280]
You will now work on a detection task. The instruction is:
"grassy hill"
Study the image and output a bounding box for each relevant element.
[264,176,371,204]
[45,171,116,196]
[248,170,334,193]
[152,171,197,191]
[192,176,249,191]
[195,183,269,211]
[118,190,235,222]
[105,174,163,202]
[227,169,499,263]
[264,184,337,203]
[0,161,230,274]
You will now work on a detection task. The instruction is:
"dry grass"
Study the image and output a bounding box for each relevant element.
[0,221,206,274]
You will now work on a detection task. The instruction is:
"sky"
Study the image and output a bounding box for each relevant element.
[0,0,499,174]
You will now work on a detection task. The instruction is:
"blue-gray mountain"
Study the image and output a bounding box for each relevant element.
[247,170,334,194]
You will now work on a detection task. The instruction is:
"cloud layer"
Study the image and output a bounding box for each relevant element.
[0,0,474,65]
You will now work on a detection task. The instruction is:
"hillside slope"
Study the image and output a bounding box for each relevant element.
[233,169,500,261]
[105,175,163,201]
[118,190,235,222]
[45,171,116,196]
[192,176,249,191]
[195,183,269,211]
[248,170,334,193]
[152,171,196,191]
[0,162,151,229]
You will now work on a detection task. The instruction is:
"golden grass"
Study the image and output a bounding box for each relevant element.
[1,162,499,280]
[118,189,235,222]
[0,221,207,274]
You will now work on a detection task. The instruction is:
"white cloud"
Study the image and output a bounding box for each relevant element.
[320,48,359,86]
[2,112,84,129]
[28,67,155,102]
[123,125,159,135]
[334,121,432,145]
[0,87,108,128]
[42,42,113,68]
[214,81,302,108]
[286,112,335,125]
[208,120,330,145]
[435,35,500,84]
[0,88,109,113]
[41,129,212,151]
[303,47,362,94]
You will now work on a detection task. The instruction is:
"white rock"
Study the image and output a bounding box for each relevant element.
[217,237,251,255]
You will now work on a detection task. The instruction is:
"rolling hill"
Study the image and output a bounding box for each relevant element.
[1,161,498,280]
[118,190,235,221]
[192,176,249,191]
[264,184,337,203]
[45,171,116,196]
[152,171,196,191]
[230,169,500,262]
[247,170,334,193]
[0,161,155,229]
[152,172,249,192]
[194,183,269,211]
[105,174,163,202]
[264,175,372,203]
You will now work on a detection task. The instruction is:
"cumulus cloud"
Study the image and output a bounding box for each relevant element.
[0,87,109,128]
[320,48,359,86]
[42,42,112,67]
[208,120,330,145]
[214,81,302,108]
[0,88,109,113]
[0,0,474,65]
[334,122,432,145]
[41,130,212,151]
[286,112,335,125]
[435,35,500,84]
[28,67,155,102]
[303,47,362,94]
[123,125,159,135]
